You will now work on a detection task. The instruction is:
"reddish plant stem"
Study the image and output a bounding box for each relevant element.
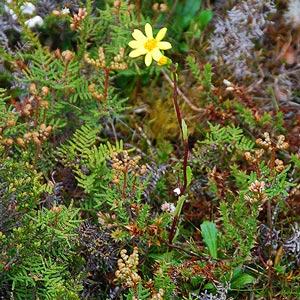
[166,242,201,258]
[168,64,189,249]
[122,169,128,198]
[168,216,179,247]
[181,141,189,195]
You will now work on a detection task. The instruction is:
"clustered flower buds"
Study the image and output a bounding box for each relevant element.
[70,8,87,31]
[97,211,117,229]
[111,150,146,185]
[245,149,265,163]
[246,133,289,174]
[245,180,267,210]
[255,132,289,152]
[61,50,74,63]
[85,47,127,70]
[1,138,14,146]
[152,2,168,13]
[115,247,142,288]
[149,288,165,300]
[15,84,50,118]
[0,117,16,147]
[248,180,265,194]
[111,48,128,70]
[276,135,289,150]
[19,123,52,147]
[256,132,272,149]
[88,83,103,101]
[85,48,106,68]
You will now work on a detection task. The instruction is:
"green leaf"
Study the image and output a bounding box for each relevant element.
[200,221,218,259]
[186,166,193,187]
[230,267,255,289]
[199,10,213,28]
[174,195,187,217]
[182,0,201,28]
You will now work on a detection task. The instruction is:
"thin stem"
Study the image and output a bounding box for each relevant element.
[168,216,179,247]
[103,67,111,106]
[166,242,201,258]
[170,64,182,129]
[122,169,128,198]
[161,68,205,113]
[34,96,40,126]
[181,141,189,195]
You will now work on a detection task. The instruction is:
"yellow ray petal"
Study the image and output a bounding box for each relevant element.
[145,52,153,66]
[145,23,153,39]
[128,40,143,49]
[151,48,163,61]
[132,29,147,42]
[157,41,172,50]
[129,48,147,58]
[156,27,167,41]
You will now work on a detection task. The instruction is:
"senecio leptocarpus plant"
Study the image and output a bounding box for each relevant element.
[128,23,191,249]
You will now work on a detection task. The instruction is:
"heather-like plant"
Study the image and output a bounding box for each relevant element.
[0,204,83,300]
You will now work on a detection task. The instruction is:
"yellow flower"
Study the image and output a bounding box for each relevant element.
[128,23,172,67]
[157,55,169,66]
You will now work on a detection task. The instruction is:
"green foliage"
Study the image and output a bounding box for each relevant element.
[57,124,126,209]
[204,122,255,152]
[1,205,83,300]
[125,283,151,300]
[192,123,254,174]
[0,157,47,232]
[204,267,255,292]
[1,1,300,299]
[187,56,213,91]
[218,196,258,264]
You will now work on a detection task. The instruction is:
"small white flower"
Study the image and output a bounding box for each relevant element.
[21,2,36,15]
[61,7,70,15]
[173,187,181,196]
[25,16,44,28]
[161,202,176,215]
[225,86,235,91]
[223,79,233,86]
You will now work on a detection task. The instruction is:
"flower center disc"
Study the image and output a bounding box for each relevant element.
[144,39,157,51]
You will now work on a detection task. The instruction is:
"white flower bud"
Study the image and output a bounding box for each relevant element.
[226,86,235,91]
[61,7,70,15]
[173,188,181,196]
[223,79,233,86]
[25,16,43,28]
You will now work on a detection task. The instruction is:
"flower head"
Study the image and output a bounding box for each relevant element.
[21,2,36,15]
[25,15,44,28]
[128,23,172,67]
